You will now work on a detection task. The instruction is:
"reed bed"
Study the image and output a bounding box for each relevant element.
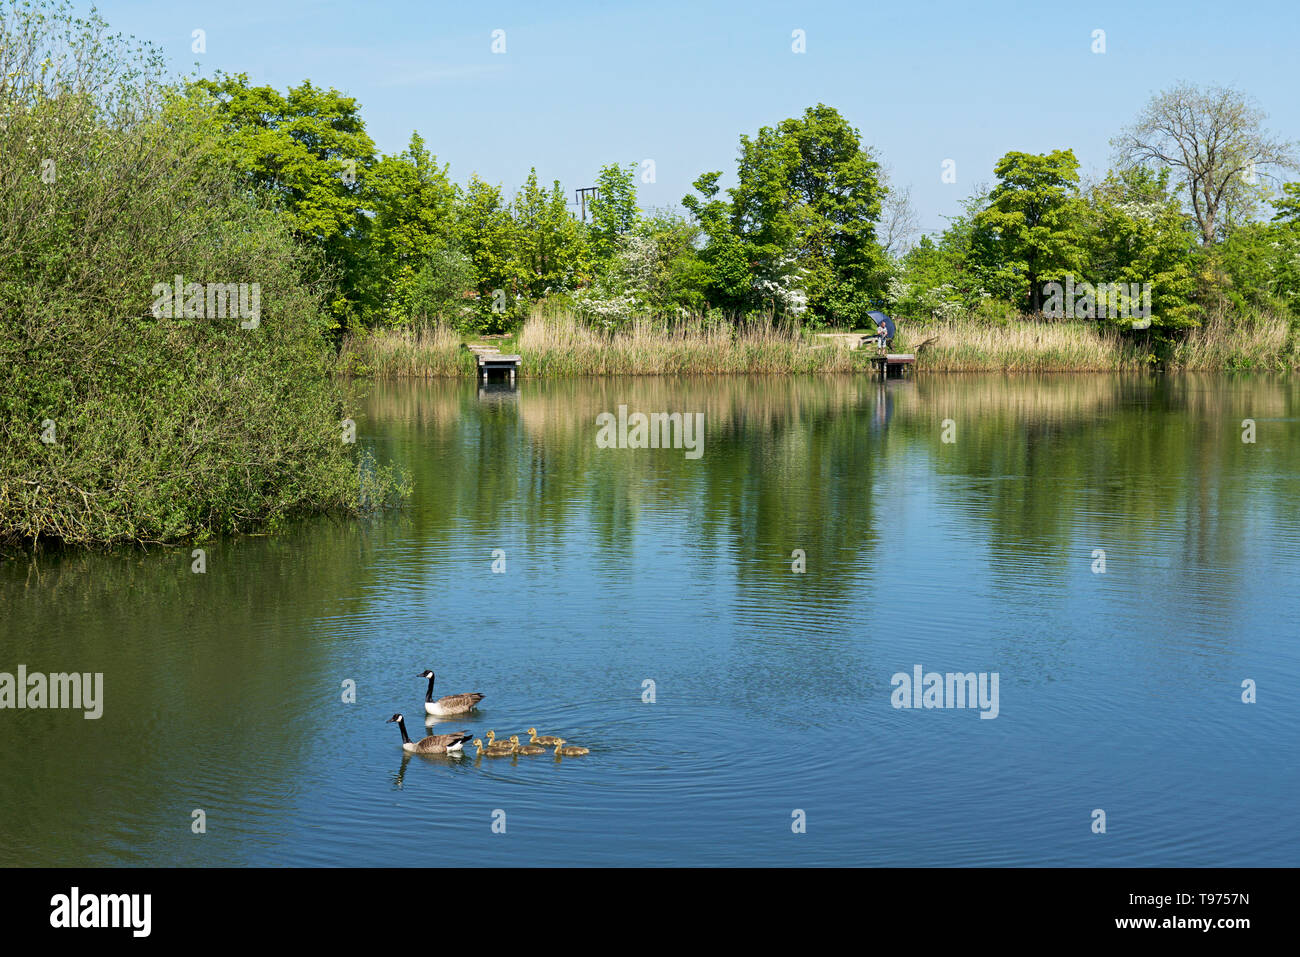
[339,308,1298,378]
[339,311,868,378]
[336,324,472,378]
[1167,308,1295,371]
[899,320,1144,372]
[516,312,862,376]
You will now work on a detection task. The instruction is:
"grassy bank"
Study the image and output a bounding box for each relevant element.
[339,306,1299,378]
[906,306,1296,373]
[340,311,873,378]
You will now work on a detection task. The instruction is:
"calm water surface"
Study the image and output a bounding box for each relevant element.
[2,373,1298,866]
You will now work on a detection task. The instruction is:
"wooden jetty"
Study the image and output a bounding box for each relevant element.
[871,353,916,379]
[813,333,918,379]
[467,343,521,383]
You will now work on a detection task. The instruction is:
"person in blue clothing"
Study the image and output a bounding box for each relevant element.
[865,310,896,349]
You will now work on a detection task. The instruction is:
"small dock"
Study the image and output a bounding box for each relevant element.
[871,353,915,379]
[467,344,521,383]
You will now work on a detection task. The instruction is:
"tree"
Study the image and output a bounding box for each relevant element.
[511,169,588,299]
[1211,184,1300,316]
[186,72,378,327]
[367,131,460,325]
[1272,182,1300,225]
[891,185,999,320]
[632,210,709,316]
[1113,83,1298,246]
[876,161,920,259]
[454,175,516,329]
[587,162,639,266]
[1,0,402,545]
[1085,166,1201,327]
[730,104,887,324]
[974,150,1089,312]
[682,171,753,313]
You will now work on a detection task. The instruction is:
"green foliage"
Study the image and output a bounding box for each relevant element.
[185,72,377,329]
[511,169,590,300]
[632,210,710,316]
[973,150,1089,311]
[1273,183,1300,225]
[588,163,639,266]
[454,175,517,331]
[406,249,478,332]
[572,211,708,327]
[365,132,460,326]
[0,1,405,547]
[682,171,753,313]
[730,104,888,321]
[1212,221,1300,317]
[1084,167,1202,328]
[892,191,994,319]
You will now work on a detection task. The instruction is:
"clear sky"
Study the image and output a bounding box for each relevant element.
[89,0,1299,238]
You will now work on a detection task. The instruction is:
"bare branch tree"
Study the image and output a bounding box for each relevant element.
[875,162,920,257]
[1112,83,1297,245]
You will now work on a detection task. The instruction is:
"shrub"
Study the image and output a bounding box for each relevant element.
[0,2,406,547]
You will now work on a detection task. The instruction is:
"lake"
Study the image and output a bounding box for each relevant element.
[2,373,1297,866]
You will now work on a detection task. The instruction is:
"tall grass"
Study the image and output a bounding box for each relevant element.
[343,310,871,378]
[903,309,1297,372]
[516,311,862,376]
[1167,307,1296,371]
[342,307,1299,379]
[336,324,472,378]
[899,320,1145,372]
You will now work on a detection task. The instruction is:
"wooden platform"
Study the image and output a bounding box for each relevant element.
[870,353,915,379]
[468,344,522,382]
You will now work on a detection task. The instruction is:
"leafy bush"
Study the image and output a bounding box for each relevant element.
[0,2,406,547]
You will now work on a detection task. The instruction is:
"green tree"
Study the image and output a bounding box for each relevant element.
[1272,183,1300,225]
[682,171,753,313]
[511,169,589,300]
[974,150,1089,312]
[455,175,516,329]
[730,104,887,324]
[1085,166,1201,327]
[2,2,403,546]
[588,163,639,267]
[186,72,377,327]
[366,131,460,325]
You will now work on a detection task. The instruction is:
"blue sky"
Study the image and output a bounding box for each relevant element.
[90,0,1299,238]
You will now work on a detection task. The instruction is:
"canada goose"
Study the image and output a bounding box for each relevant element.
[418,670,485,716]
[526,727,564,746]
[386,714,472,754]
[484,730,518,749]
[553,739,589,757]
[513,737,548,756]
[472,738,515,757]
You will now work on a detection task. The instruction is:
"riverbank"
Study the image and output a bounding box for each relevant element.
[337,307,1299,378]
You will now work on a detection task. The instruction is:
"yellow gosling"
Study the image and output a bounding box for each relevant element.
[553,739,589,757]
[473,738,514,757]
[527,727,564,746]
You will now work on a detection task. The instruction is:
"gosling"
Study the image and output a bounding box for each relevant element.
[552,739,589,757]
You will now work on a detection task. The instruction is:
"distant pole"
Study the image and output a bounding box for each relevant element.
[575,186,599,224]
